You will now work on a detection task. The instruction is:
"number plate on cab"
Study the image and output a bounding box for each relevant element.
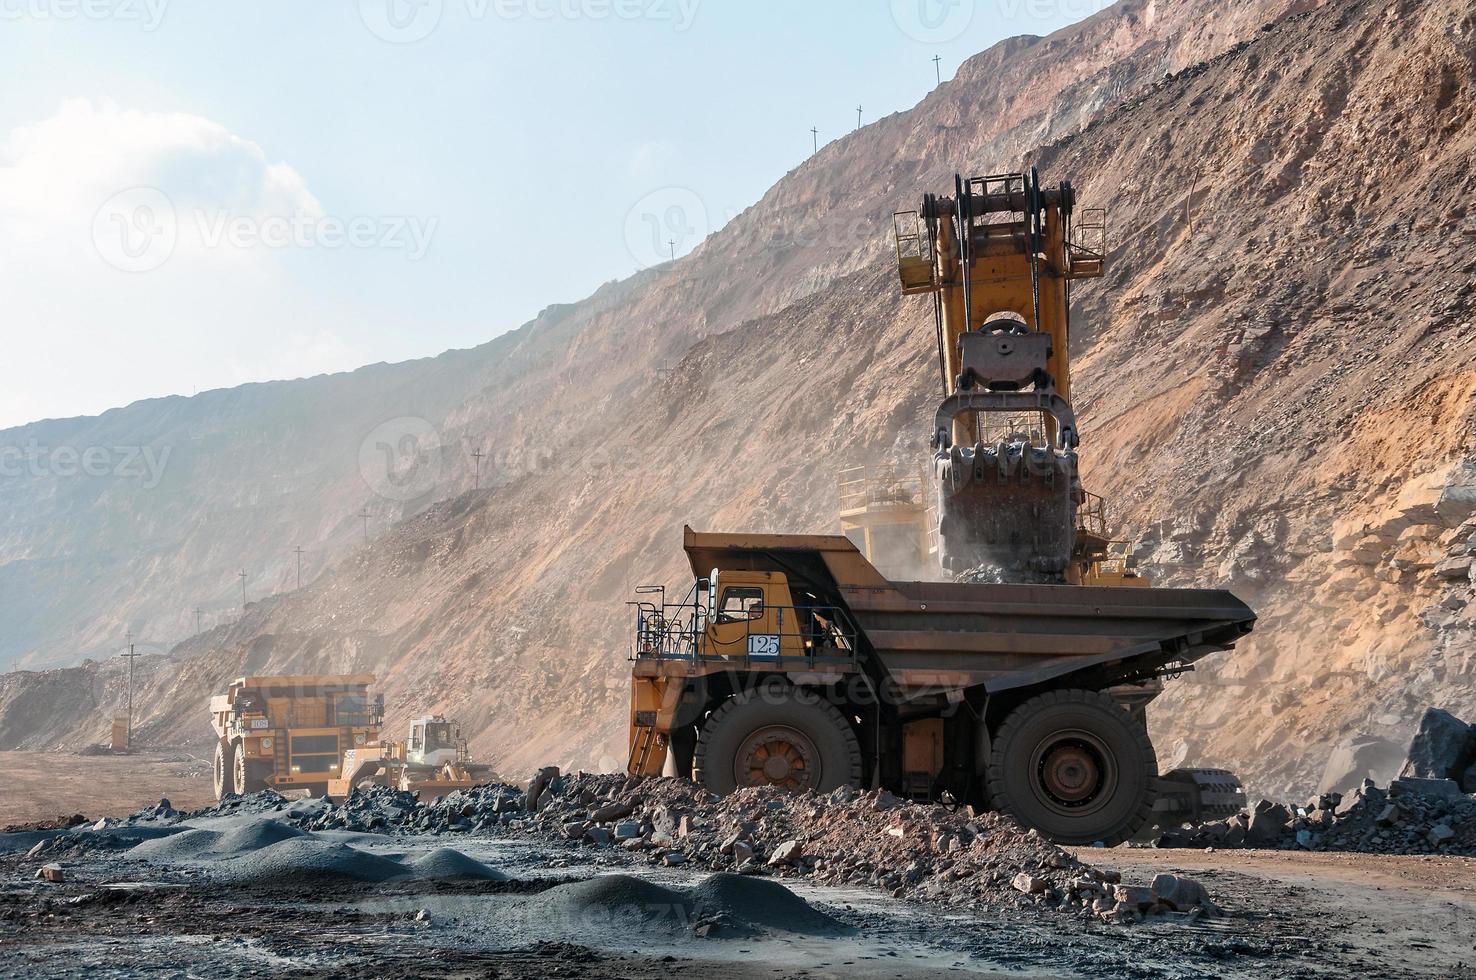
[747,635,780,657]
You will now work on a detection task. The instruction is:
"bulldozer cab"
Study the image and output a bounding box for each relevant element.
[405,716,462,767]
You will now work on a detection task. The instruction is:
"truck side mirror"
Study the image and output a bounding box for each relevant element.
[748,602,765,621]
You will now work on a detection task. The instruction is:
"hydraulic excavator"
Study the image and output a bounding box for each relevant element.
[893,169,1122,583]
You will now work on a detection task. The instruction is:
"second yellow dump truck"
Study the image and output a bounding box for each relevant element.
[628,527,1255,846]
[210,674,381,799]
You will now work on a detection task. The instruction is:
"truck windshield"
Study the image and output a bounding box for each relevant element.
[715,587,764,624]
[424,723,453,749]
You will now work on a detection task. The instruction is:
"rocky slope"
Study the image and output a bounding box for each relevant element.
[0,0,1312,674]
[2,0,1474,801]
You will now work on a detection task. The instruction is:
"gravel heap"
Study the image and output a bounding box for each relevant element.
[1154,777,1476,856]
[520,771,1215,923]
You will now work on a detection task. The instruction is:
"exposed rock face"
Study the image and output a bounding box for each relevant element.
[1,0,1474,804]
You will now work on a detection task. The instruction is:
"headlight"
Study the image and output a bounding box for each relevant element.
[260,737,274,751]
[354,733,366,745]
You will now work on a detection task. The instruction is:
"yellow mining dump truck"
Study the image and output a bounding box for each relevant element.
[328,715,496,800]
[627,528,1255,845]
[210,674,381,799]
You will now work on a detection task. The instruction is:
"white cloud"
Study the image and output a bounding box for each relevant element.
[0,98,320,225]
[0,101,365,429]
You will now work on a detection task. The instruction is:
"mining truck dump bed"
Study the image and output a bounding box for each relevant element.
[681,527,1255,686]
[631,528,1256,845]
[843,579,1253,690]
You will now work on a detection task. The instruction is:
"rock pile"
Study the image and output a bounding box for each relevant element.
[1157,708,1476,855]
[1156,779,1476,855]
[515,771,1215,923]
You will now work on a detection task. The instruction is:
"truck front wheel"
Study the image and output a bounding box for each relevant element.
[232,740,270,795]
[694,686,861,795]
[213,740,235,800]
[987,689,1156,846]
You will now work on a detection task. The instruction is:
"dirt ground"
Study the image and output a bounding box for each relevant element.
[2,814,1475,976]
[0,751,215,827]
[1070,847,1476,977]
[2,756,1475,977]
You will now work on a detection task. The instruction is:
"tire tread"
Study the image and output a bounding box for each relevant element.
[986,688,1156,846]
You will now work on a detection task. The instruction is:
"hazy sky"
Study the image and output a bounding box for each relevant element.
[0,0,1110,430]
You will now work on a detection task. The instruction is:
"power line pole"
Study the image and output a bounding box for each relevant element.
[810,126,818,154]
[238,570,247,609]
[668,239,676,263]
[294,546,304,589]
[933,54,942,85]
[359,507,370,544]
[119,632,141,751]
[856,105,862,131]
[195,607,202,634]
[471,448,485,490]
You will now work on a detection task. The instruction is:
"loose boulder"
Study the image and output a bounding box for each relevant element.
[1400,709,1476,781]
[1150,873,1217,912]
[1317,734,1405,796]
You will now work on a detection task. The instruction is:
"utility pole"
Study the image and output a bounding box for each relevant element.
[194,607,202,634]
[294,546,304,589]
[1185,172,1198,237]
[119,632,141,751]
[238,570,247,609]
[933,54,942,85]
[810,127,819,154]
[471,448,485,490]
[668,239,676,263]
[359,507,370,544]
[856,105,862,131]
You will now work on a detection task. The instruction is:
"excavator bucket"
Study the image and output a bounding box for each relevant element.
[936,442,1078,580]
[930,389,1082,581]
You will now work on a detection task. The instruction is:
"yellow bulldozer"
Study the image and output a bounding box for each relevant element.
[329,715,496,800]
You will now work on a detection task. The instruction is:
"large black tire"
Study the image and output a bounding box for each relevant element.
[213,740,235,800]
[232,740,270,795]
[987,689,1157,846]
[694,685,861,795]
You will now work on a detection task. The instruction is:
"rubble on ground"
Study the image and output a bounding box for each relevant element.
[8,771,1220,924]
[284,771,1217,922]
[1156,708,1476,855]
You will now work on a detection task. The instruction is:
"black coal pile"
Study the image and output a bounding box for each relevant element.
[1156,707,1476,855]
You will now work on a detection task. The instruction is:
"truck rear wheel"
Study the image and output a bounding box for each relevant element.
[213,740,235,800]
[694,686,861,795]
[232,740,270,795]
[987,689,1156,846]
